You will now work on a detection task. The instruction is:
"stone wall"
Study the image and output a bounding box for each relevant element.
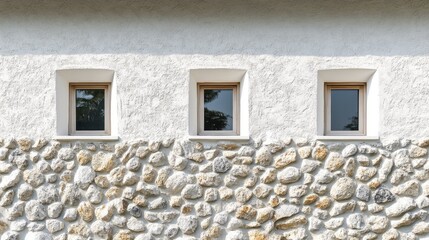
[0,137,429,240]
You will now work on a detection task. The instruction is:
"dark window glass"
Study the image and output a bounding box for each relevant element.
[204,89,233,131]
[76,89,105,131]
[331,89,359,131]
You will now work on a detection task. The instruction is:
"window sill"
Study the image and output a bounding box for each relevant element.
[316,136,379,141]
[188,135,250,141]
[53,136,119,141]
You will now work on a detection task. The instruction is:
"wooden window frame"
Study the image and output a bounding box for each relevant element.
[197,83,240,136]
[325,83,366,136]
[69,83,111,136]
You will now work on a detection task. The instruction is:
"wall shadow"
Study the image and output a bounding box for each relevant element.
[1,0,429,56]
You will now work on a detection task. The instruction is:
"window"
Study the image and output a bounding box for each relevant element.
[189,69,249,139]
[69,83,111,135]
[325,83,366,136]
[198,83,240,136]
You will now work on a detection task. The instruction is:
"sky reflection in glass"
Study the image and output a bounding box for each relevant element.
[204,89,233,131]
[76,89,105,131]
[331,89,359,131]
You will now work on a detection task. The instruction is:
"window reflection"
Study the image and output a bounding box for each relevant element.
[331,89,359,131]
[76,89,105,131]
[204,89,233,131]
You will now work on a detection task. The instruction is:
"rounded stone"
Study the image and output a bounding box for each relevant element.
[86,185,103,204]
[342,144,357,157]
[0,162,13,174]
[312,146,329,161]
[91,220,113,238]
[178,215,198,235]
[346,213,364,229]
[226,230,247,240]
[74,166,96,189]
[61,183,81,206]
[58,148,75,160]
[195,202,212,217]
[36,185,59,205]
[274,148,297,169]
[181,184,203,200]
[253,184,272,199]
[1,231,19,240]
[94,175,110,188]
[325,152,345,172]
[235,187,253,203]
[25,200,46,221]
[413,222,429,235]
[213,156,232,173]
[0,170,21,190]
[47,202,63,218]
[63,208,78,222]
[255,147,272,166]
[367,215,389,233]
[46,219,64,233]
[374,188,395,204]
[92,152,115,172]
[77,201,94,222]
[330,177,356,201]
[355,184,371,202]
[278,167,301,184]
[165,172,187,193]
[385,197,416,217]
[24,232,53,240]
[355,167,377,182]
[197,172,221,187]
[382,229,399,240]
[126,157,141,171]
[17,183,33,201]
[77,150,92,165]
[148,152,166,167]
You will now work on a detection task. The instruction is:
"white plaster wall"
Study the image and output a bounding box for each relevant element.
[1,0,429,140]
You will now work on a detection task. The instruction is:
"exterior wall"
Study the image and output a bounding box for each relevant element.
[1,0,429,139]
[1,1,429,239]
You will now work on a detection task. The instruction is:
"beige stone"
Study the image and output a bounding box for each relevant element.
[303,193,319,205]
[95,204,114,221]
[274,148,296,168]
[312,146,328,161]
[256,207,274,223]
[17,137,32,151]
[275,215,307,230]
[409,145,427,158]
[248,230,268,240]
[298,146,312,159]
[94,175,110,189]
[316,197,332,209]
[113,230,134,240]
[77,150,92,165]
[235,205,257,220]
[413,222,429,235]
[68,221,90,237]
[325,152,345,171]
[77,201,94,222]
[355,167,377,182]
[92,152,115,172]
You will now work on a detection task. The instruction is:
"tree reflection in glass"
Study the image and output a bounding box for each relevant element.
[76,89,105,131]
[331,89,359,131]
[204,89,233,131]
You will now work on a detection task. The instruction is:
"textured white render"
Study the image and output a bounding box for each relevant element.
[1,0,429,140]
